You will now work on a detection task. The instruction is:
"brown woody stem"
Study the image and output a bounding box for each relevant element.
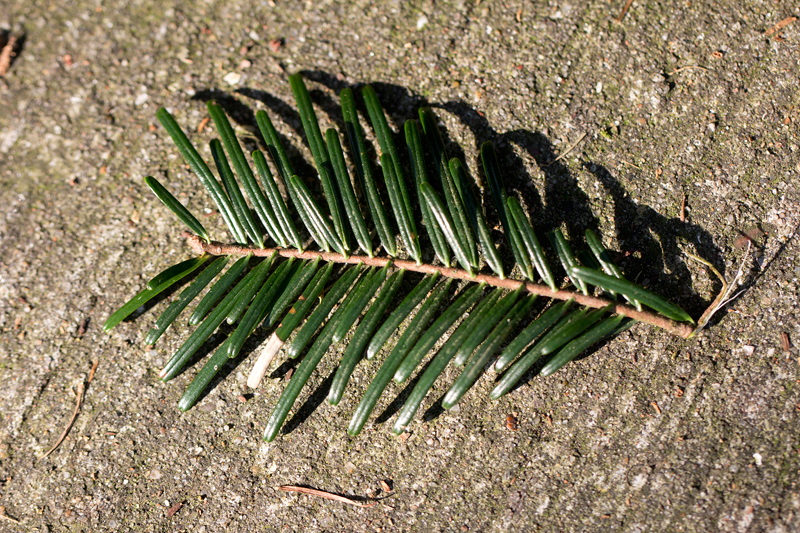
[185,234,696,339]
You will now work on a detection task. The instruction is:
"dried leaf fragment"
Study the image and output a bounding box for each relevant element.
[167,501,183,517]
[506,413,518,431]
[781,332,792,353]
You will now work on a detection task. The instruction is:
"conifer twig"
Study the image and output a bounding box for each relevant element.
[185,233,696,338]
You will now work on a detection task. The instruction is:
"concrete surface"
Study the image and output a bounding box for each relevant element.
[0,0,798,531]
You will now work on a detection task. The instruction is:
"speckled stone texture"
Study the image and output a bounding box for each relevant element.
[0,1,798,531]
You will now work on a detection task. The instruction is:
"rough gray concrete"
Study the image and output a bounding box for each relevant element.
[1,1,798,531]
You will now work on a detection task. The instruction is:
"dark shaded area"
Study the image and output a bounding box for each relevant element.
[583,162,725,315]
[269,354,302,381]
[501,321,629,397]
[167,328,229,382]
[375,358,433,425]
[282,370,336,435]
[422,395,447,423]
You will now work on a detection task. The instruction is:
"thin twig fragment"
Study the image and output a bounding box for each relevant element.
[39,381,85,461]
[619,159,641,170]
[765,16,796,37]
[0,506,20,524]
[277,486,377,508]
[0,35,17,77]
[669,65,708,75]
[88,360,99,383]
[545,132,587,167]
[680,194,686,222]
[616,0,634,22]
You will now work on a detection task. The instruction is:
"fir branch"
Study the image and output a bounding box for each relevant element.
[105,77,711,437]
